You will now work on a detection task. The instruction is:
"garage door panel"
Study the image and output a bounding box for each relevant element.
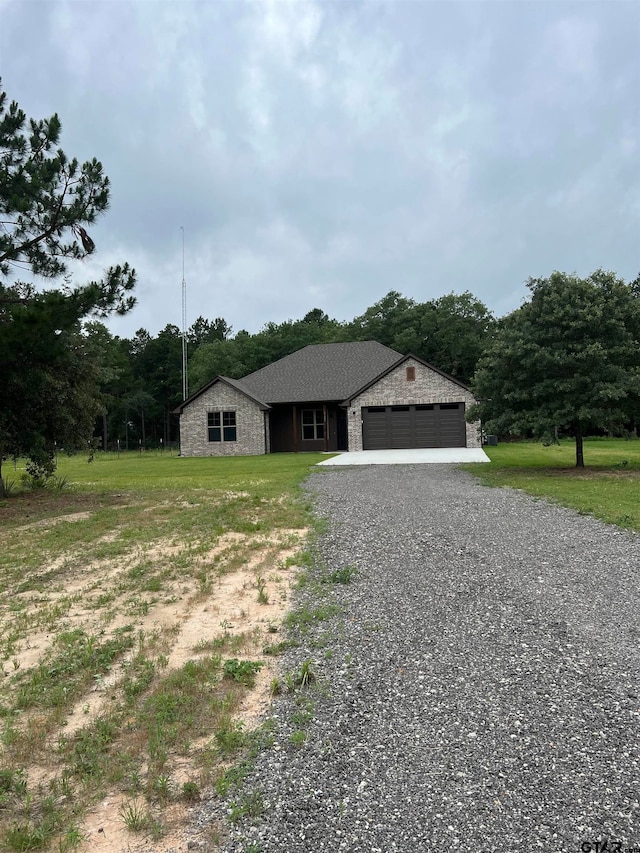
[362,409,388,450]
[414,427,438,447]
[389,407,412,449]
[414,431,438,447]
[414,406,437,447]
[362,403,466,449]
[390,433,412,449]
[440,426,465,446]
[439,404,466,447]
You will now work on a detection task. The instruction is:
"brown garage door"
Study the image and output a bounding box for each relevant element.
[362,403,466,450]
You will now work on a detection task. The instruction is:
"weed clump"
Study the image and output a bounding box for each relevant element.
[322,565,358,585]
[223,658,264,687]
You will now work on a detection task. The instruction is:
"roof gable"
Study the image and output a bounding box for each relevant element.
[341,353,473,405]
[173,375,270,413]
[239,341,402,404]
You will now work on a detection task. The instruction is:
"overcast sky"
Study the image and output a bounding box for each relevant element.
[2,0,639,339]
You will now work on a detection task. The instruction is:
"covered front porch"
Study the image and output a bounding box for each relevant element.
[268,403,348,453]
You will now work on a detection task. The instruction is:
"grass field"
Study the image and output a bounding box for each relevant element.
[461,437,640,531]
[0,451,327,852]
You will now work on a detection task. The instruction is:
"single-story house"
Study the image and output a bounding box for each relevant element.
[174,341,481,456]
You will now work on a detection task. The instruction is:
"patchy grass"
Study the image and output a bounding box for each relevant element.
[462,438,640,531]
[0,450,325,851]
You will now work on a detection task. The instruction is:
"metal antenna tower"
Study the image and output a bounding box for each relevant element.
[181,226,188,400]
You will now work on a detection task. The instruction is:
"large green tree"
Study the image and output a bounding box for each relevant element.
[413,292,495,384]
[187,315,232,349]
[341,290,494,383]
[0,83,136,494]
[468,270,640,467]
[342,291,416,348]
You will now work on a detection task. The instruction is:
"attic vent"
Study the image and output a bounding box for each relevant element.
[406,366,416,381]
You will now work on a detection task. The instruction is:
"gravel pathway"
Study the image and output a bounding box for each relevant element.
[209,464,640,853]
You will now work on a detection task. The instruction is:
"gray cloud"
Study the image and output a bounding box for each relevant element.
[2,0,638,337]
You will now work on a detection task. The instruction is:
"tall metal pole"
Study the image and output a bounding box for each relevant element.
[181,226,188,400]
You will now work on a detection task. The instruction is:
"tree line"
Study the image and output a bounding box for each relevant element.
[84,289,496,452]
[86,269,640,467]
[1,82,639,493]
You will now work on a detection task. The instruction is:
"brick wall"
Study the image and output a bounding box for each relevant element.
[179,382,267,457]
[346,358,481,451]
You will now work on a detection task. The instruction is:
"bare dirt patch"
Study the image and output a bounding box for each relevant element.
[74,533,302,852]
[16,510,94,532]
[0,491,309,853]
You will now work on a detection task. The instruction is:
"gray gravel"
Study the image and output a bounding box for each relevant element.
[202,464,640,852]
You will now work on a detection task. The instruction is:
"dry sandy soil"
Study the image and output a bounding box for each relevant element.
[1,496,308,853]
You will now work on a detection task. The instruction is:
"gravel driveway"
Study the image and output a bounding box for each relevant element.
[214,464,640,853]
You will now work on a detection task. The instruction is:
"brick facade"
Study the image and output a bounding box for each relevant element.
[346,357,481,451]
[179,381,267,457]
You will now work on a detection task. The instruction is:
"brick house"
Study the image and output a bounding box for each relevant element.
[175,341,481,456]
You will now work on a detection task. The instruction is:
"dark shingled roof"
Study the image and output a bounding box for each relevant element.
[219,376,270,408]
[237,341,402,404]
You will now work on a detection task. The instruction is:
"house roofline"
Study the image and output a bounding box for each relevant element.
[340,353,473,406]
[172,376,271,414]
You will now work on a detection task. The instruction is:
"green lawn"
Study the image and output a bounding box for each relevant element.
[1,450,329,517]
[57,449,329,494]
[462,438,640,531]
[0,450,329,852]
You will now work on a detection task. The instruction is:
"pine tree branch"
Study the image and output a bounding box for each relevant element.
[0,170,73,266]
